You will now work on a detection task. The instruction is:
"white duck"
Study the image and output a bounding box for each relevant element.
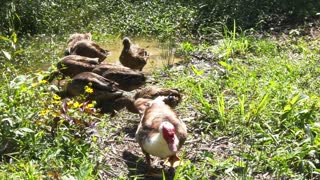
[135,96,187,168]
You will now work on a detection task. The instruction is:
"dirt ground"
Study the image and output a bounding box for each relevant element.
[94,56,235,179]
[97,111,236,179]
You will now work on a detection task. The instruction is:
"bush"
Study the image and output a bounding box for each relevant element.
[1,0,319,41]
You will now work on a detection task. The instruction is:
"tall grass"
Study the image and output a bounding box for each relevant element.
[159,27,320,179]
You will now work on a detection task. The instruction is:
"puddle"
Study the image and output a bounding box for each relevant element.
[100,38,183,72]
[38,38,183,73]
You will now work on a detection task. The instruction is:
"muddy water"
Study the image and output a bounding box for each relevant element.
[100,38,182,72]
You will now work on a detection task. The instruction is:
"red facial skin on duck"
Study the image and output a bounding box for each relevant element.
[162,125,177,152]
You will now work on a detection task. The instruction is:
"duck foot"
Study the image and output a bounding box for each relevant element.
[163,155,182,168]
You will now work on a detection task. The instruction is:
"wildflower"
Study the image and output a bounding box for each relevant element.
[53,112,60,117]
[86,103,94,108]
[67,100,74,106]
[73,101,83,108]
[36,121,43,126]
[40,79,48,84]
[53,94,61,100]
[92,136,97,142]
[40,109,49,116]
[85,86,94,94]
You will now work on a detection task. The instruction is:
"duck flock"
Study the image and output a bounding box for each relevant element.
[46,33,188,170]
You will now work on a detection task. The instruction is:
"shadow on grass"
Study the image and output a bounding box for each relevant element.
[120,124,138,139]
[122,150,176,180]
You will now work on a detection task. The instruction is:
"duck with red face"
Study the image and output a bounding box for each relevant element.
[135,96,187,168]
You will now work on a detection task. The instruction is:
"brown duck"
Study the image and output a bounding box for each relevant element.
[69,40,110,63]
[64,72,123,101]
[98,96,139,116]
[59,71,141,116]
[135,96,188,168]
[46,55,99,82]
[134,86,182,108]
[65,33,92,55]
[119,37,149,71]
[92,63,146,91]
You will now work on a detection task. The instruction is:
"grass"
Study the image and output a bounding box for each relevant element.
[157,30,320,179]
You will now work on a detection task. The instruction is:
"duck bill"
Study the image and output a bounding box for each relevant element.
[168,143,178,152]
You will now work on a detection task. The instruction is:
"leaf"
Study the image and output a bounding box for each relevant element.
[13,49,24,55]
[2,118,13,126]
[257,93,270,113]
[49,84,60,92]
[11,32,17,43]
[0,35,11,42]
[191,65,204,76]
[2,50,11,60]
[290,94,300,105]
[284,104,292,112]
[219,61,228,67]
[225,166,234,174]
[19,127,34,133]
[219,61,233,70]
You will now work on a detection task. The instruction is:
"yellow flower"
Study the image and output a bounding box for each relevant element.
[92,136,97,142]
[40,79,48,84]
[73,101,83,108]
[40,109,49,116]
[53,94,61,100]
[85,86,94,94]
[53,112,60,117]
[86,103,94,108]
[67,100,74,106]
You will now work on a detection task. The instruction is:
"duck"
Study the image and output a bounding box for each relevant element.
[69,40,110,63]
[46,55,99,83]
[64,72,123,101]
[98,96,139,116]
[92,63,146,91]
[57,72,132,116]
[135,96,188,168]
[63,54,100,65]
[134,86,182,108]
[119,37,149,71]
[65,33,92,55]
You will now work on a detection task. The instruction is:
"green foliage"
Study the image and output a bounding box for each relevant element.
[157,27,320,178]
[0,32,23,68]
[1,0,319,42]
[0,72,106,179]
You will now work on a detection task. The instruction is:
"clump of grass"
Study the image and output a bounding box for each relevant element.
[0,71,113,179]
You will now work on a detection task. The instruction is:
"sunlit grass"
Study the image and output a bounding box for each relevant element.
[158,30,320,179]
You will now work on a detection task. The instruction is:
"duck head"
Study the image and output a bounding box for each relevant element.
[123,37,131,49]
[160,121,178,152]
